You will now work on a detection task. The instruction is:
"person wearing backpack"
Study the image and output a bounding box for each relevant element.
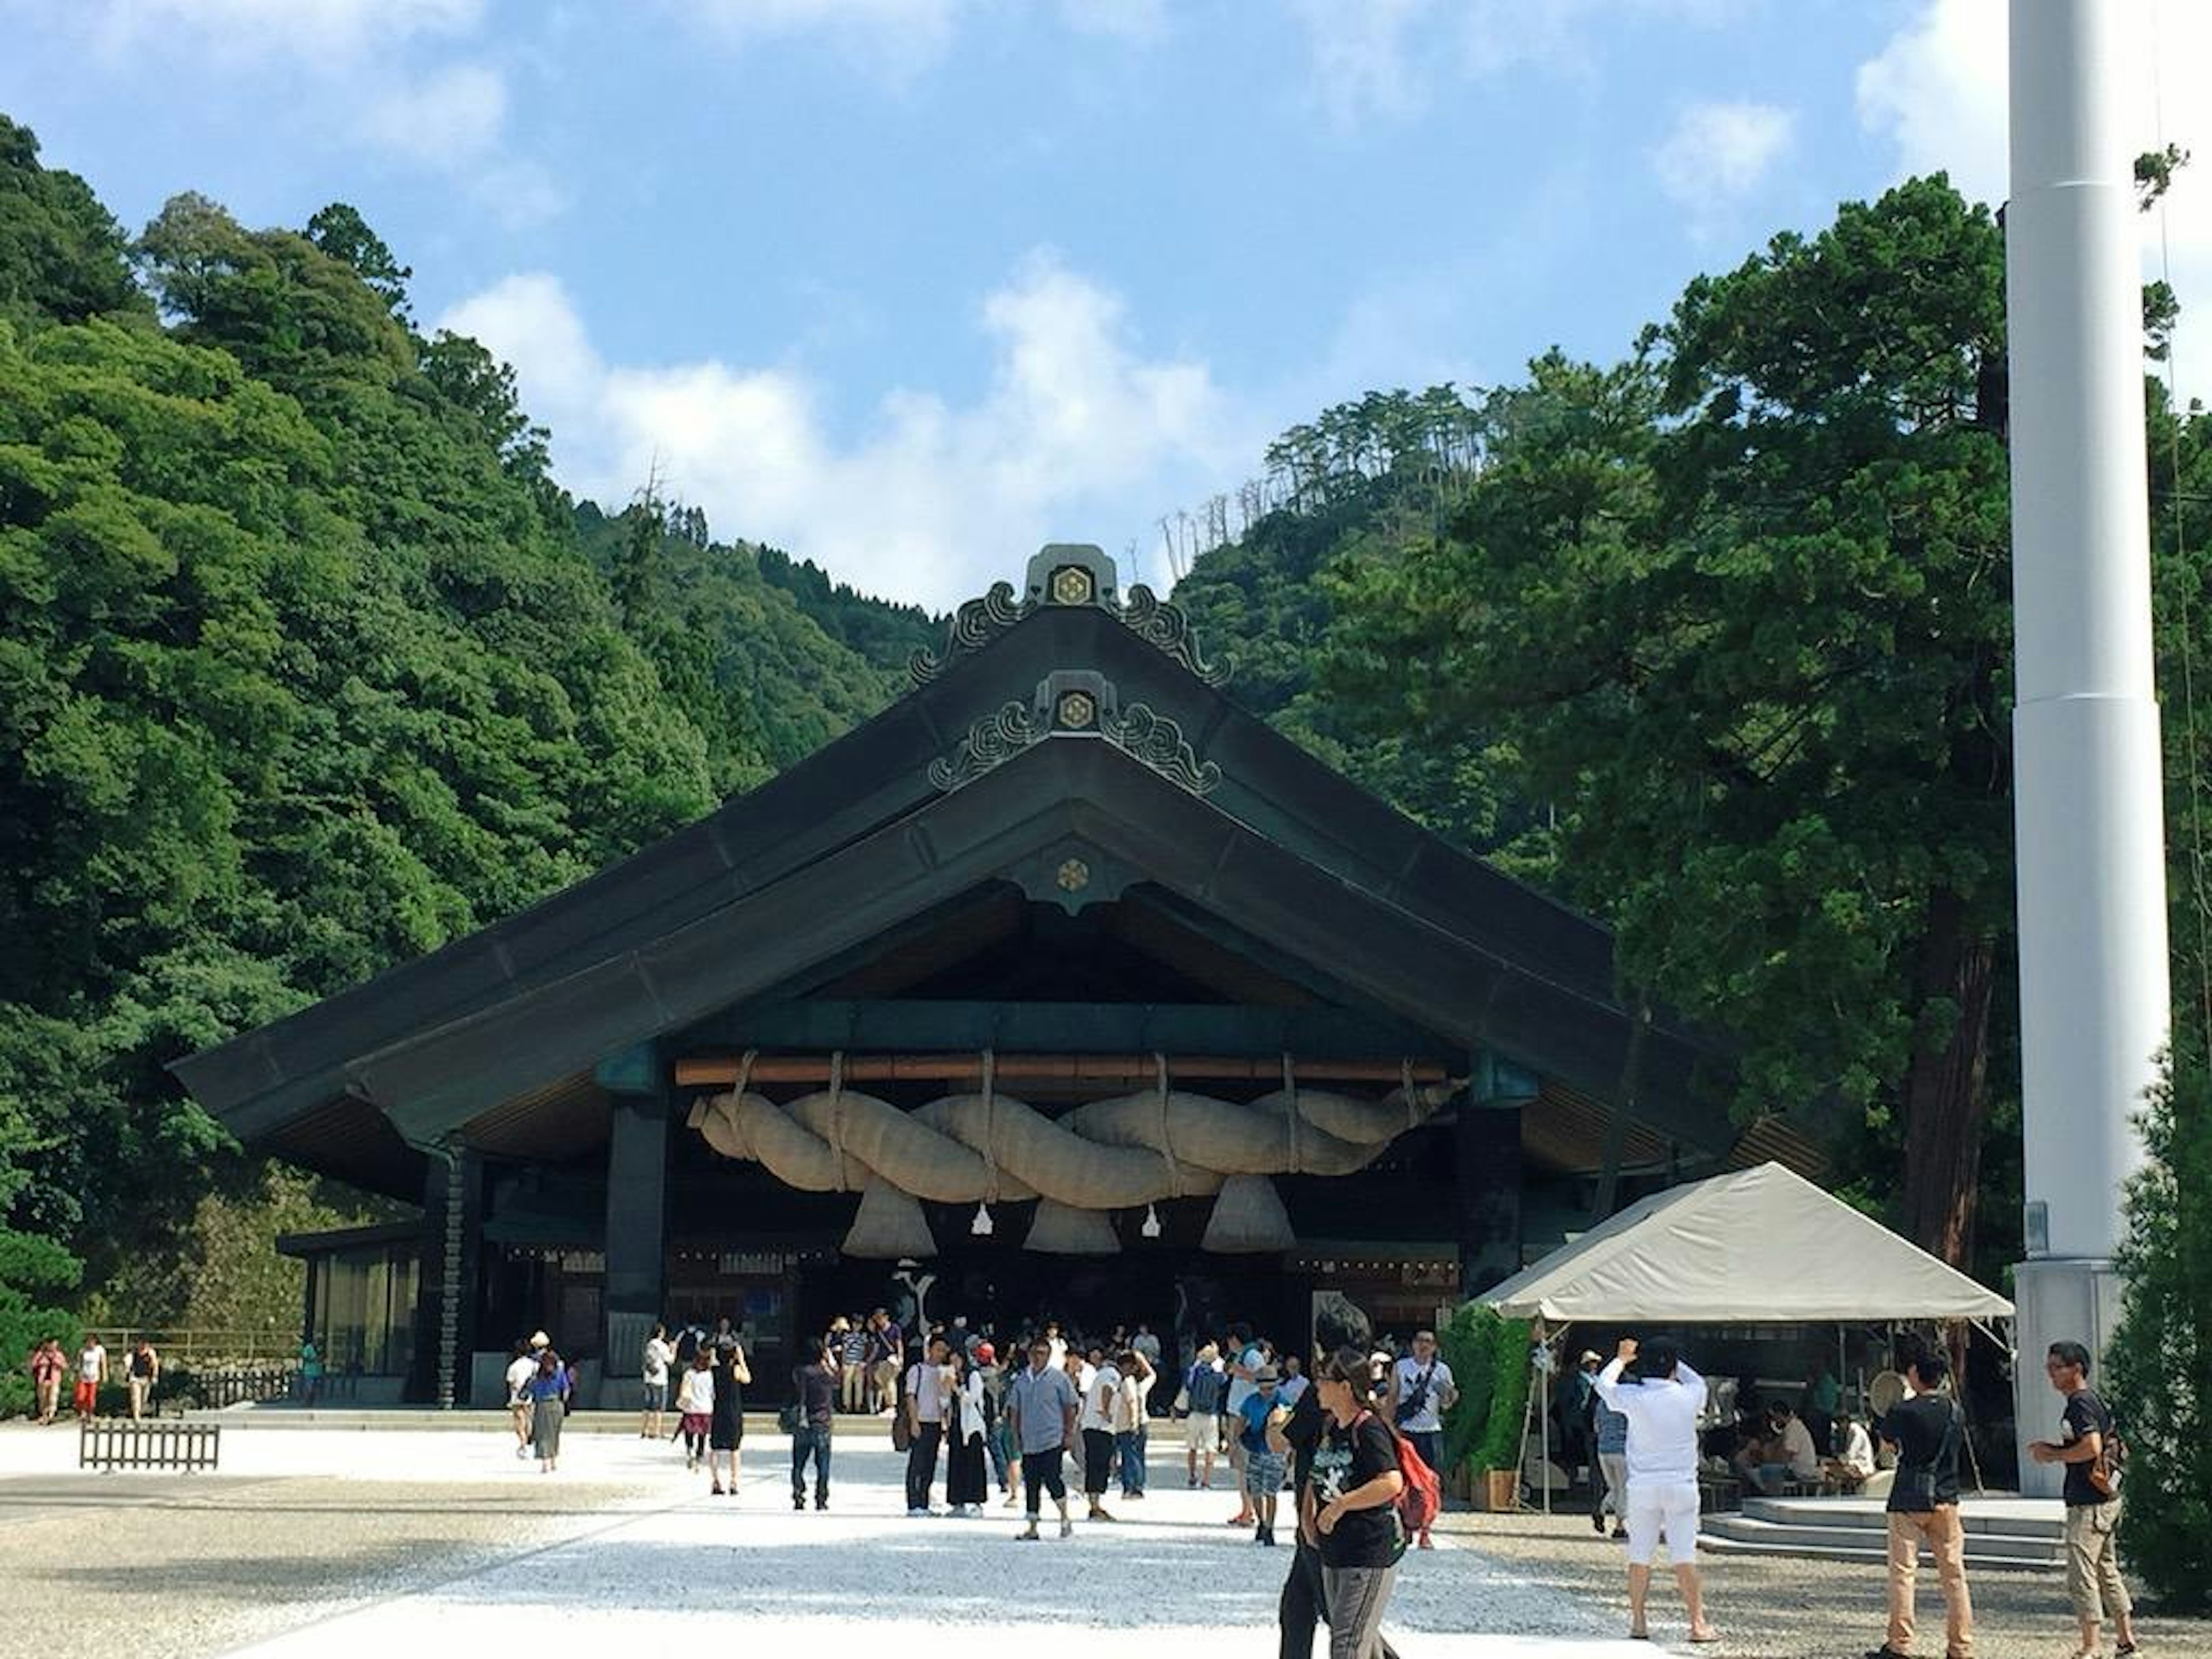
[1181,1342,1228,1488]
[1279,1359,1406,1659]
[2031,1340,2139,1659]
[1304,1346,1408,1659]
[1868,1349,1973,1659]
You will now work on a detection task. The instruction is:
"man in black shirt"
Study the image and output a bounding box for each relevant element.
[1278,1378,1403,1659]
[791,1340,839,1510]
[1869,1351,1972,1659]
[2029,1340,2137,1658]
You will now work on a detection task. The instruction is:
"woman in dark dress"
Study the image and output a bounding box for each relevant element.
[944,1347,990,1515]
[709,1336,751,1495]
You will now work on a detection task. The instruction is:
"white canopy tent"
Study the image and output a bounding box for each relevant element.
[1481,1162,2013,1512]
[1486,1161,2013,1328]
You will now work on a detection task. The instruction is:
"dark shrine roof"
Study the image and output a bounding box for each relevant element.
[174,547,1740,1191]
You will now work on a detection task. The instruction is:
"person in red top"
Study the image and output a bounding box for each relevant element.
[26,1339,66,1425]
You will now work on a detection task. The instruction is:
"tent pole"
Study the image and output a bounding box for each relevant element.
[1540,1333,1552,1516]
[1516,1341,1539,1514]
[1836,1323,1846,1426]
[1959,1320,1989,1495]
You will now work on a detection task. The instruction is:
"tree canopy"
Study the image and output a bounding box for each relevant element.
[1181,175,2211,1283]
[0,116,933,1338]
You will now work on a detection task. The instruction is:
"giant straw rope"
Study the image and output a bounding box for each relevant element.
[686,1060,1450,1211]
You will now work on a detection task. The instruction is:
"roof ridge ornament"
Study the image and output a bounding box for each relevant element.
[928,671,1221,795]
[908,544,1232,687]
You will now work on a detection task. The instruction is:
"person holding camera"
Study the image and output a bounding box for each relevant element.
[1384,1330,1456,1551]
[1868,1350,1973,1659]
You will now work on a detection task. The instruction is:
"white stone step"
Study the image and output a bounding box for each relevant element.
[1702,1514,2063,1570]
[1738,1494,2065,1543]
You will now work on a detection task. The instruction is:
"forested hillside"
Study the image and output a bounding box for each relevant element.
[0,115,930,1365]
[1177,176,2212,1286]
[5,105,2207,1370]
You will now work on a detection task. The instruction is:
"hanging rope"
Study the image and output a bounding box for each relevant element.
[981,1048,1000,1203]
[1155,1052,1180,1195]
[1402,1057,1419,1130]
[1282,1052,1300,1169]
[829,1050,849,1192]
[733,1049,759,1156]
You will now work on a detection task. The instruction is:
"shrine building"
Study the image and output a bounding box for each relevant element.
[174,546,1814,1405]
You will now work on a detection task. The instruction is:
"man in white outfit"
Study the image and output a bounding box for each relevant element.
[1592,1335,1720,1645]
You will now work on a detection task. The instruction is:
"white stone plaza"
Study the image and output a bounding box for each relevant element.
[0,1422,1657,1656]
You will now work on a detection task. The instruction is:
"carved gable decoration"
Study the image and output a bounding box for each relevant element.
[910,543,1231,687]
[928,671,1221,796]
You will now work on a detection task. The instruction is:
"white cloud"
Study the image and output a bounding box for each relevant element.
[66,0,565,223]
[1460,0,1752,83]
[436,255,1255,609]
[1855,0,2212,399]
[1287,0,1758,127]
[84,0,483,65]
[1058,0,1166,43]
[361,62,507,167]
[1286,0,1435,127]
[1652,100,1796,228]
[676,0,964,77]
[1852,0,2007,205]
[474,160,569,230]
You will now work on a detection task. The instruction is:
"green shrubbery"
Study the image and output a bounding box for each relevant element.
[1437,1302,1533,1481]
[2108,1050,2212,1611]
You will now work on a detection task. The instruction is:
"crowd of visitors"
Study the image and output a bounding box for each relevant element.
[18,1310,2137,1658]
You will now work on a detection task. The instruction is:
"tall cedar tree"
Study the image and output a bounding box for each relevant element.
[1325,179,2015,1264]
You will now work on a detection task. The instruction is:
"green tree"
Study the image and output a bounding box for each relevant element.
[2107,1047,2212,1609]
[304,202,412,323]
[0,137,719,1309]
[0,114,146,331]
[0,122,944,1326]
[1328,181,2020,1265]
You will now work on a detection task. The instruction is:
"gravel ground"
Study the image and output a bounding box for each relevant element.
[2,1423,2206,1657]
[1442,1509,2212,1659]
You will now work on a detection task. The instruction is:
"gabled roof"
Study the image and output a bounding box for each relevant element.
[1483,1161,2013,1324]
[175,549,1732,1167]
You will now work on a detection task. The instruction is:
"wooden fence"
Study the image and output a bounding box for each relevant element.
[79,1419,221,1472]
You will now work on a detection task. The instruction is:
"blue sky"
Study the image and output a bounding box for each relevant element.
[5,0,2207,610]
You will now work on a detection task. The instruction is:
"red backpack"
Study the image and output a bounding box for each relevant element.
[1361,1410,1442,1538]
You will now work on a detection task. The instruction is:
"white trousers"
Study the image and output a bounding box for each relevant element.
[1624,1480,1700,1566]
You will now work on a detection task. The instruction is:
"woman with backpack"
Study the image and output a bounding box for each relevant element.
[1306,1346,1408,1659]
[675,1347,715,1472]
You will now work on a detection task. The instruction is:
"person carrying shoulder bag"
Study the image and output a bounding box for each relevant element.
[1869,1350,1972,1659]
[2031,1341,2139,1659]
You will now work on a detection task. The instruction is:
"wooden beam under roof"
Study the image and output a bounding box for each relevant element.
[675,1053,1450,1088]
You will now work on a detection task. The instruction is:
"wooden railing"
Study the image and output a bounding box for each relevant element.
[80,1419,221,1471]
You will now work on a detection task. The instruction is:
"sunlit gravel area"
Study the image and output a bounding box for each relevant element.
[2,1422,2203,1658]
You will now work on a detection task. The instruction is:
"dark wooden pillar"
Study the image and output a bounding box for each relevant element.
[411,1138,482,1406]
[599,1041,670,1403]
[1458,1051,1537,1298]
